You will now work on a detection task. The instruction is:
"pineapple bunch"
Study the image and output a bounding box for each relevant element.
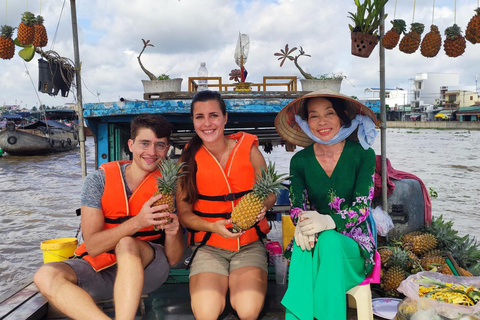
[230,161,289,233]
[399,23,425,54]
[0,25,15,60]
[381,246,410,296]
[152,159,186,230]
[420,25,442,58]
[382,19,406,50]
[376,215,480,297]
[33,15,48,48]
[17,11,36,46]
[465,7,480,44]
[444,24,466,57]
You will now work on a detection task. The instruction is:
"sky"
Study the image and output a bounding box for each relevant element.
[1,0,480,110]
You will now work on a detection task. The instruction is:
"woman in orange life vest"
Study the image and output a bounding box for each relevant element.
[177,90,276,320]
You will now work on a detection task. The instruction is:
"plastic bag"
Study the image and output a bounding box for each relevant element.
[371,205,394,236]
[397,271,480,319]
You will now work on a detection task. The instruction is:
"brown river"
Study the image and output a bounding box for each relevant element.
[0,129,479,299]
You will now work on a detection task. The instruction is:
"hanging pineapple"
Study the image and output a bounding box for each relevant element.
[399,22,425,54]
[17,11,36,45]
[465,7,480,44]
[0,25,15,60]
[32,15,48,48]
[420,25,442,58]
[230,161,289,232]
[444,24,466,57]
[382,19,407,49]
[152,159,186,230]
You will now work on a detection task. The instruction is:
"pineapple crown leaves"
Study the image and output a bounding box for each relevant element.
[21,11,37,26]
[388,246,411,270]
[449,234,480,269]
[36,15,45,25]
[390,19,407,34]
[251,160,290,200]
[155,159,186,194]
[445,24,463,39]
[410,22,425,34]
[1,25,15,38]
[425,215,459,251]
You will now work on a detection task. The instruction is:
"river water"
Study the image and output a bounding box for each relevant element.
[0,129,479,300]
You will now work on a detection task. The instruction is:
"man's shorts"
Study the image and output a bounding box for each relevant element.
[189,240,268,277]
[62,242,169,301]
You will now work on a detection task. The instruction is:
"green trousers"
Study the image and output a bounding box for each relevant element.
[281,230,365,320]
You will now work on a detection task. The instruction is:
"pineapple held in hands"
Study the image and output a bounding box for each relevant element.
[230,161,289,233]
[152,159,185,230]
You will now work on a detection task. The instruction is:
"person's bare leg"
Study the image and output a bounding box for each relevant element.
[113,237,154,320]
[229,266,267,320]
[34,262,109,320]
[189,272,229,320]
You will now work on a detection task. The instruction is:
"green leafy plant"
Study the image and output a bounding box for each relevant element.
[157,74,170,80]
[348,0,388,36]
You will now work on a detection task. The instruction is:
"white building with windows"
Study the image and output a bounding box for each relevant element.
[411,73,459,106]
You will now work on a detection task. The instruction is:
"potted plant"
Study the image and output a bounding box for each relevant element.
[274,44,345,91]
[137,39,182,94]
[348,0,388,58]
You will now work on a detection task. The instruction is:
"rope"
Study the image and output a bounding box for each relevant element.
[50,0,67,51]
[39,0,42,15]
[4,0,7,25]
[23,61,43,107]
[412,0,416,23]
[454,0,456,25]
[394,0,397,19]
[431,0,435,25]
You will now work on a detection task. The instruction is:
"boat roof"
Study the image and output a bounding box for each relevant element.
[22,120,73,130]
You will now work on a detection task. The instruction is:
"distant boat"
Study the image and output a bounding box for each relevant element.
[0,119,79,156]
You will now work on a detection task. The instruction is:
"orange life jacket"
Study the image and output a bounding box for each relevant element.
[189,132,270,252]
[74,160,163,271]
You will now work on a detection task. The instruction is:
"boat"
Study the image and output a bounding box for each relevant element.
[0,119,79,156]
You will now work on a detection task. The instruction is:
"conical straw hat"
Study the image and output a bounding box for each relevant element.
[275,89,377,147]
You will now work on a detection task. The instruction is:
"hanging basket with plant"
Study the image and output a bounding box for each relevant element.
[348,0,388,58]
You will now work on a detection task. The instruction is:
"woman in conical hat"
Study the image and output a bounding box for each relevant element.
[275,89,379,320]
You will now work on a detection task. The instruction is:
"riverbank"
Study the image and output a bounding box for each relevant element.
[386,121,480,130]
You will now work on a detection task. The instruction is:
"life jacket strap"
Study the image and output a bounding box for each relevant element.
[197,190,251,202]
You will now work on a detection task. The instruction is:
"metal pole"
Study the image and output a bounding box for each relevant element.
[70,0,87,179]
[379,7,388,211]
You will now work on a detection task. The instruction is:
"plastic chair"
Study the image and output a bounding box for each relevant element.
[346,284,373,320]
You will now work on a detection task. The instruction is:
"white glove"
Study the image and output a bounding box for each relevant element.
[294,222,313,251]
[298,211,335,235]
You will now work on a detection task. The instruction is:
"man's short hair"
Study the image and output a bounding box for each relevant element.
[130,114,173,143]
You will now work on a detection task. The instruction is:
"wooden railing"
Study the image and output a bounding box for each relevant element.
[188,76,297,92]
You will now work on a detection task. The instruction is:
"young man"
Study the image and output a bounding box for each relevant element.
[34,114,185,320]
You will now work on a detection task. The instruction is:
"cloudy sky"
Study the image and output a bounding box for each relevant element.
[1,0,479,109]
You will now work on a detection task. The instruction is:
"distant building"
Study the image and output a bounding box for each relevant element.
[441,90,479,109]
[411,73,459,106]
[360,87,408,121]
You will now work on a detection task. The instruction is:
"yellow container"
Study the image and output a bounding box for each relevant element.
[40,238,78,263]
[281,215,295,251]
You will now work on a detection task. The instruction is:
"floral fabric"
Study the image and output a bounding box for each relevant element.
[286,139,376,276]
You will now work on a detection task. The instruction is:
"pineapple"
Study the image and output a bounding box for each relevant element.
[230,161,289,232]
[383,265,407,294]
[401,230,424,245]
[425,215,459,251]
[420,25,442,58]
[32,15,48,48]
[420,254,445,271]
[152,159,186,229]
[378,246,393,267]
[17,11,36,45]
[0,25,15,60]
[403,233,438,255]
[399,23,425,54]
[382,19,406,50]
[465,7,480,44]
[444,24,466,57]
